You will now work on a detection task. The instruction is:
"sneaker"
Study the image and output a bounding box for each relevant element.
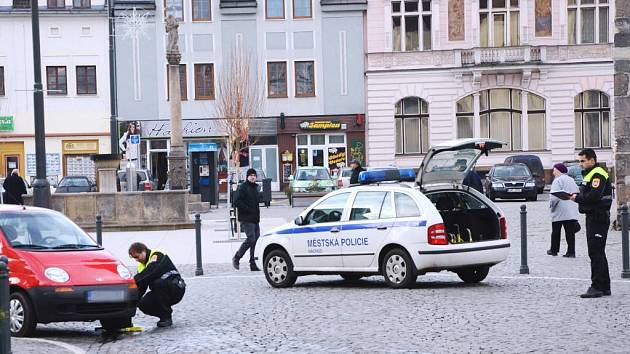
[562,253,576,258]
[547,250,558,256]
[157,318,173,327]
[603,290,611,296]
[580,287,604,298]
[232,256,240,270]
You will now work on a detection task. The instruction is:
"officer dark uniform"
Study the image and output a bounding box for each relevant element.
[573,157,612,298]
[131,244,186,326]
[349,160,365,185]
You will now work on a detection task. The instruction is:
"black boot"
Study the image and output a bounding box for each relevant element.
[580,287,603,298]
[157,316,173,327]
[232,255,240,270]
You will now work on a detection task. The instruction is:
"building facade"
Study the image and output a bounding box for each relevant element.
[366,0,615,177]
[114,0,366,191]
[0,0,111,184]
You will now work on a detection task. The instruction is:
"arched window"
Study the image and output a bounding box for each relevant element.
[575,90,610,148]
[568,0,609,44]
[395,97,429,154]
[456,89,546,151]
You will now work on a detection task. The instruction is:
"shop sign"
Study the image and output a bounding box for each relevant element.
[298,120,342,131]
[26,153,61,176]
[188,143,218,152]
[328,147,346,169]
[63,140,98,153]
[140,119,226,138]
[0,116,14,132]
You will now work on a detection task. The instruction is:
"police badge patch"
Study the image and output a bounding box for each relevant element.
[592,178,600,188]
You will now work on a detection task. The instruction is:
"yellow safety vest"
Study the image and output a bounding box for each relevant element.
[583,166,609,183]
[136,249,162,273]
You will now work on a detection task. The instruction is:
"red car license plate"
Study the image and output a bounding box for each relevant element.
[86,290,126,303]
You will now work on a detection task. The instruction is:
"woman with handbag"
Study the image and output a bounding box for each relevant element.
[548,163,581,257]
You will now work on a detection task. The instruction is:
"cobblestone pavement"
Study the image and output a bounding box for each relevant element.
[11,197,630,353]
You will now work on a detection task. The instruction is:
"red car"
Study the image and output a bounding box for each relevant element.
[0,205,137,337]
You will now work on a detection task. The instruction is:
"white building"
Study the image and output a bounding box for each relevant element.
[366,0,614,177]
[0,0,111,184]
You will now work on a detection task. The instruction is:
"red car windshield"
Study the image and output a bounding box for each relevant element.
[0,212,99,250]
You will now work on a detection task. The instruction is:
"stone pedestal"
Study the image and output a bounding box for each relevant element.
[92,154,121,193]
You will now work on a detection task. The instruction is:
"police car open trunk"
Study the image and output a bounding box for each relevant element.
[417,138,507,243]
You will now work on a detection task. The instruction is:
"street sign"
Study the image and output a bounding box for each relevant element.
[130,134,141,144]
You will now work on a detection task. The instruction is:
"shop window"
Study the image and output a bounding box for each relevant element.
[267,62,287,98]
[76,66,97,95]
[329,135,345,144]
[297,135,308,145]
[194,63,214,100]
[295,61,315,97]
[165,0,184,21]
[568,0,609,44]
[479,0,519,47]
[267,0,285,19]
[293,0,311,18]
[575,90,610,148]
[392,0,431,51]
[46,66,67,95]
[394,97,429,154]
[192,0,211,21]
[310,135,325,145]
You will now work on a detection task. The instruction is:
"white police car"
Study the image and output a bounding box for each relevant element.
[255,139,510,288]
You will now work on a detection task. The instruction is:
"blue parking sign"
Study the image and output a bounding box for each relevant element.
[130,134,141,144]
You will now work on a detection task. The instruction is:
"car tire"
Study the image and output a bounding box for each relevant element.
[456,266,490,283]
[340,273,364,282]
[10,291,37,337]
[100,317,133,332]
[382,248,417,289]
[264,249,297,288]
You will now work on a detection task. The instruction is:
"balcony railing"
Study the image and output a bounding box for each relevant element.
[461,47,542,66]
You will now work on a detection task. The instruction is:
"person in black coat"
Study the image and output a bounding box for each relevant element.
[232,168,261,271]
[349,160,366,185]
[3,169,27,205]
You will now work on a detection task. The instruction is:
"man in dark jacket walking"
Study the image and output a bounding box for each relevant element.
[232,168,261,271]
[3,169,27,205]
[349,160,365,185]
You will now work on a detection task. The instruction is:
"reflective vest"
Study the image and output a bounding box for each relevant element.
[583,166,609,183]
[137,249,162,273]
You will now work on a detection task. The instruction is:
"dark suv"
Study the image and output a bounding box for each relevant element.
[504,155,545,193]
[484,163,538,201]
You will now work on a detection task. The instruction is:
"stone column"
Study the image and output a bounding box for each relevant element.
[615,0,630,221]
[165,16,187,190]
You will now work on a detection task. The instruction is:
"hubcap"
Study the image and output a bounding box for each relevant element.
[385,254,407,284]
[267,256,288,283]
[10,298,24,333]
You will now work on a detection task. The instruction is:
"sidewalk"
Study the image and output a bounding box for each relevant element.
[12,337,84,354]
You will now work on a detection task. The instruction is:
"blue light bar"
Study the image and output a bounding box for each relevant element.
[359,169,400,184]
[398,168,417,182]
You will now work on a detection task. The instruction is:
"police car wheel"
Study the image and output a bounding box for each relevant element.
[456,266,490,283]
[382,248,417,288]
[264,250,297,288]
[340,273,364,282]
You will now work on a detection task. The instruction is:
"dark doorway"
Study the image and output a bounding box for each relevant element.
[151,152,168,190]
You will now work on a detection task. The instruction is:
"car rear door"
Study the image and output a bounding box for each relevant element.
[340,191,394,268]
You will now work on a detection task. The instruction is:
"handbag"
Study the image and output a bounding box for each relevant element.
[572,220,581,233]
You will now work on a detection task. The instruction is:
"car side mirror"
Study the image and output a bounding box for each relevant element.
[294,215,304,226]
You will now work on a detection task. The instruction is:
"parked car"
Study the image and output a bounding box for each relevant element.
[335,167,353,189]
[288,167,336,194]
[503,155,545,193]
[55,176,96,193]
[484,163,538,201]
[563,160,584,185]
[117,169,156,191]
[1,205,137,336]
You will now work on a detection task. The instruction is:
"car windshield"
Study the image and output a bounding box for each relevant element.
[425,149,478,173]
[59,178,89,187]
[296,169,331,181]
[494,165,530,177]
[0,211,99,250]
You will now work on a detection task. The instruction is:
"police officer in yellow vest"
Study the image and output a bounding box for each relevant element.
[570,149,612,298]
[129,242,186,327]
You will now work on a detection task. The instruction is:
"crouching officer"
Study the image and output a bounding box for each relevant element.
[570,149,612,298]
[129,242,186,326]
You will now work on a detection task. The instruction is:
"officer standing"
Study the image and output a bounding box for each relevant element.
[349,160,366,185]
[570,149,612,298]
[129,242,186,326]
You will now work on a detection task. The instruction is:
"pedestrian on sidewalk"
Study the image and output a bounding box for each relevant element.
[232,168,261,271]
[2,169,27,205]
[129,242,186,327]
[349,160,365,185]
[548,163,580,257]
[569,149,613,298]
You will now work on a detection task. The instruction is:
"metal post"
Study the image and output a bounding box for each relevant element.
[96,215,103,246]
[108,0,118,154]
[621,204,630,279]
[31,0,51,209]
[0,256,11,354]
[520,204,529,274]
[195,214,203,276]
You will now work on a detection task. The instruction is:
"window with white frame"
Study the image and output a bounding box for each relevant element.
[575,90,610,148]
[568,0,609,44]
[479,0,520,47]
[456,89,546,151]
[395,97,429,154]
[392,0,432,51]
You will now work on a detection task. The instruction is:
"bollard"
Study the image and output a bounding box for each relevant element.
[520,204,529,274]
[621,204,630,279]
[195,214,203,276]
[0,256,11,354]
[96,215,103,246]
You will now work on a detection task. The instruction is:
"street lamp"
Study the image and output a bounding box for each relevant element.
[30,0,51,208]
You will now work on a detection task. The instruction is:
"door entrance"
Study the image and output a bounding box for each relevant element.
[249,145,279,191]
[0,142,25,178]
[150,152,168,190]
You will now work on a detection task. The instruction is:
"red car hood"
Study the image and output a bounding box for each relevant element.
[19,249,133,286]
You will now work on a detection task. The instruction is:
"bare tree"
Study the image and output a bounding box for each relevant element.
[215,46,265,184]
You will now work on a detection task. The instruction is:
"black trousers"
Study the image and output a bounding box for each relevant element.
[585,213,611,292]
[138,285,185,320]
[550,220,576,254]
[235,222,260,266]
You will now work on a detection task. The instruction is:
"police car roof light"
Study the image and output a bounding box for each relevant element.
[398,168,416,182]
[358,169,401,184]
